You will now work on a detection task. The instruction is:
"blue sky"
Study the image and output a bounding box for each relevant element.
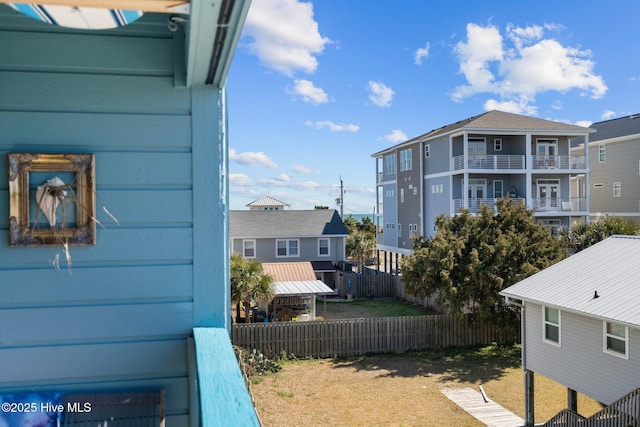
[227,0,640,213]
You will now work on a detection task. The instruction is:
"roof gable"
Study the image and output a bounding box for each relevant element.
[372,110,594,157]
[589,114,640,142]
[230,209,349,238]
[246,195,290,208]
[501,235,640,327]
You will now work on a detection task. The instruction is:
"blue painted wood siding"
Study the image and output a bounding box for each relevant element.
[0,9,234,426]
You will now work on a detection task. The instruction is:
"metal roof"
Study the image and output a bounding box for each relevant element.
[230,209,349,238]
[273,280,334,296]
[262,262,317,282]
[500,235,640,327]
[262,262,334,295]
[372,110,594,157]
[246,195,290,208]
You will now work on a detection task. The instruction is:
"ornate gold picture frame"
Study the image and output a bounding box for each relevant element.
[8,153,96,246]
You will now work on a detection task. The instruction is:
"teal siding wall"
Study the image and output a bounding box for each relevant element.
[0,9,229,426]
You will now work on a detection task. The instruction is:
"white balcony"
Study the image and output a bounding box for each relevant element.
[531,155,586,170]
[452,197,526,214]
[452,155,525,171]
[532,197,586,213]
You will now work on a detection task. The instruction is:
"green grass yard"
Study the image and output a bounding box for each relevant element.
[321,298,432,320]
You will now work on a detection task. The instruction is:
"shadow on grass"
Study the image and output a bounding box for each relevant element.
[327,344,521,384]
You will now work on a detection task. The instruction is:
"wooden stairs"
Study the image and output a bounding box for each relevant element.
[544,388,639,427]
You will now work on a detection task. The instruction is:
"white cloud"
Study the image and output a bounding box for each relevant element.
[385,129,407,143]
[229,148,279,169]
[274,173,290,183]
[601,110,616,120]
[305,120,360,132]
[289,79,329,104]
[452,23,503,100]
[414,42,430,65]
[483,98,537,116]
[243,0,330,76]
[229,173,252,187]
[575,120,593,127]
[368,81,395,107]
[451,23,607,113]
[292,164,316,174]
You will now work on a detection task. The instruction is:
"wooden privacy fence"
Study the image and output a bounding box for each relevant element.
[342,273,397,299]
[232,315,519,358]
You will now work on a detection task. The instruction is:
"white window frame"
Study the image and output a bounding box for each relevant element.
[276,239,300,258]
[400,148,413,171]
[425,144,430,158]
[613,182,621,197]
[384,154,396,174]
[242,239,256,259]
[494,138,502,151]
[493,180,504,199]
[543,306,561,346]
[400,188,405,203]
[603,321,628,359]
[318,238,330,257]
[599,144,606,163]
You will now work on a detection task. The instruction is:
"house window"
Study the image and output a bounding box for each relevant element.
[613,182,621,197]
[425,144,430,158]
[493,180,503,198]
[593,183,604,188]
[604,321,628,358]
[494,139,502,151]
[543,306,560,345]
[599,144,606,162]
[276,239,299,257]
[384,154,396,174]
[399,148,412,171]
[398,223,401,236]
[242,239,256,258]
[400,188,404,203]
[318,238,330,256]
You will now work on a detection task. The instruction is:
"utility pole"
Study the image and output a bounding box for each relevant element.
[336,176,344,219]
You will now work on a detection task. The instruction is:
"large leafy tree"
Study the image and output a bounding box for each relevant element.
[347,230,376,273]
[401,198,567,326]
[561,216,640,253]
[230,253,275,323]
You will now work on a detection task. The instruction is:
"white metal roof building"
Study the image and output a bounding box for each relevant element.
[501,235,640,328]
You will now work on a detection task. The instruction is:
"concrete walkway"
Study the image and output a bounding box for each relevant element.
[441,387,524,427]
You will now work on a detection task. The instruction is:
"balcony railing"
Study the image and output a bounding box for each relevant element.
[453,197,586,214]
[377,172,383,183]
[532,197,586,213]
[451,155,586,171]
[531,155,586,170]
[452,198,518,213]
[452,155,525,171]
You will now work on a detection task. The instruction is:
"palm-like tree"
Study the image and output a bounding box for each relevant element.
[347,230,376,273]
[230,253,275,323]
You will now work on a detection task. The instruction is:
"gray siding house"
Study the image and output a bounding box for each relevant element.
[501,235,640,425]
[571,114,640,223]
[229,209,349,287]
[372,110,594,266]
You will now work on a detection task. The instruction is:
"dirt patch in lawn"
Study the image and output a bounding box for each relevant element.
[250,345,603,427]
